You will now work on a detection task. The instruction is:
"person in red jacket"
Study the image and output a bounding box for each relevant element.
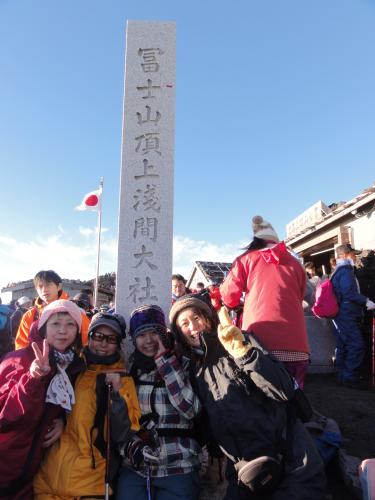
[220,215,309,388]
[0,299,84,500]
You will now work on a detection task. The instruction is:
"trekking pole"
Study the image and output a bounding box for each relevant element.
[105,382,112,500]
[146,464,152,500]
[372,314,375,389]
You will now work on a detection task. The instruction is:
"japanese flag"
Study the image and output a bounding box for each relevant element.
[76,189,102,211]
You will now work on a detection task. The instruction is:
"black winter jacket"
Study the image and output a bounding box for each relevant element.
[191,331,326,500]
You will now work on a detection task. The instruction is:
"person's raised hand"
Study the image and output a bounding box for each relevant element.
[217,306,250,359]
[154,333,169,358]
[30,340,51,379]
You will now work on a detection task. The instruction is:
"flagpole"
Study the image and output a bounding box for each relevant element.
[94,177,104,308]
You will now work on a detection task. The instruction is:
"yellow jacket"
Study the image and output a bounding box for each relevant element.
[34,358,141,499]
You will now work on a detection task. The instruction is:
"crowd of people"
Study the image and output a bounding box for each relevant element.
[1,214,375,499]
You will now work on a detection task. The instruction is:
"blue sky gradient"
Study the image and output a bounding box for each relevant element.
[1,0,375,291]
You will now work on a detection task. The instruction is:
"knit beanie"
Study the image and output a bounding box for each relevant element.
[252,215,279,243]
[169,294,214,332]
[17,296,32,307]
[73,292,91,309]
[89,312,126,339]
[129,305,167,341]
[38,299,82,331]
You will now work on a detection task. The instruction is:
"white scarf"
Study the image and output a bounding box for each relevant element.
[45,351,75,412]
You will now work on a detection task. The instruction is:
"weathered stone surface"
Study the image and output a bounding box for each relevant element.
[116,21,176,337]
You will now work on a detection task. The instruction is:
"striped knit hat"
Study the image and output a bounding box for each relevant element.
[252,215,279,243]
[129,304,167,341]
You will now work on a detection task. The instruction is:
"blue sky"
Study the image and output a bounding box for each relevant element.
[1,0,375,295]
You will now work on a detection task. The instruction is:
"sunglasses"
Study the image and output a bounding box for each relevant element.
[89,331,119,345]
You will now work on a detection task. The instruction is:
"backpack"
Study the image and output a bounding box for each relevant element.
[304,410,342,465]
[311,279,339,318]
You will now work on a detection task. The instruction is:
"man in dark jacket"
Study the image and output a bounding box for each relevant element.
[10,297,32,345]
[331,244,375,386]
[171,274,191,304]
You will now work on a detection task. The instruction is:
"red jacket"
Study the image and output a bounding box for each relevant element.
[220,242,309,354]
[0,325,83,499]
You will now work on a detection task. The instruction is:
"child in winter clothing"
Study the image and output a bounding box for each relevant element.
[34,312,141,499]
[0,300,85,500]
[116,304,202,500]
[170,294,326,500]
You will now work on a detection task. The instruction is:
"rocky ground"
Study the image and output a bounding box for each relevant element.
[199,372,375,499]
[304,372,375,499]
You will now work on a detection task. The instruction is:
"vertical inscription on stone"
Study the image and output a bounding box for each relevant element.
[116,21,176,324]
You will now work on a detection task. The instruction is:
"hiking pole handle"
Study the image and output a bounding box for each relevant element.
[105,382,112,500]
[372,315,375,388]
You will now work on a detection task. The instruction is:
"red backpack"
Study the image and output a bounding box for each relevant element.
[311,279,339,319]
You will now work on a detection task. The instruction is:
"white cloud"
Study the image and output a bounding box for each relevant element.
[0,230,243,294]
[0,231,117,289]
[172,235,244,279]
[79,226,109,237]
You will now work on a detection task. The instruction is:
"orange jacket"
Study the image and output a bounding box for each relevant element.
[80,313,90,346]
[15,291,89,349]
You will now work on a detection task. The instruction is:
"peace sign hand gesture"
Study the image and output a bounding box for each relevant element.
[30,340,51,379]
[154,334,169,359]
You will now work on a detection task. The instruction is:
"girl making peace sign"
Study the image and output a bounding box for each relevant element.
[0,299,84,500]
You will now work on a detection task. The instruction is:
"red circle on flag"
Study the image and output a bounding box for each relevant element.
[85,194,99,207]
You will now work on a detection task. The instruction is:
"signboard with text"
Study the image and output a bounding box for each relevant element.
[286,201,331,239]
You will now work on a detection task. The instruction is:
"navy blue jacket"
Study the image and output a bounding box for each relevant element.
[331,264,367,318]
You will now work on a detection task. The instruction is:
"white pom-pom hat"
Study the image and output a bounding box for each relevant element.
[252,215,279,243]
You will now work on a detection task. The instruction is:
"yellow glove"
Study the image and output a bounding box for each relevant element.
[217,306,251,358]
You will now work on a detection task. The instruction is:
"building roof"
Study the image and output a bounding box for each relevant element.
[1,278,113,296]
[286,181,375,245]
[194,261,232,285]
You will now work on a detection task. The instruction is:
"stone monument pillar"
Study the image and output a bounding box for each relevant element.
[116,21,176,330]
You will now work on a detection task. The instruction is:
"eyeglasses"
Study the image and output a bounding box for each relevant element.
[92,312,126,334]
[89,331,119,344]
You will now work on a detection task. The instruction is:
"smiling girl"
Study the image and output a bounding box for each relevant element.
[34,312,141,499]
[170,295,326,500]
[116,304,202,500]
[0,300,84,500]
